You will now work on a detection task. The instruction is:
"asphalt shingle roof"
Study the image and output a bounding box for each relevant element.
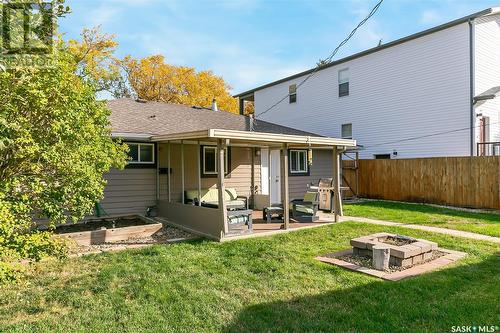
[107,98,321,137]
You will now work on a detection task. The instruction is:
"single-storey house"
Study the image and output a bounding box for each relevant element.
[101,98,356,241]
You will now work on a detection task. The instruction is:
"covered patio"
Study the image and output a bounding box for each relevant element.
[151,128,356,241]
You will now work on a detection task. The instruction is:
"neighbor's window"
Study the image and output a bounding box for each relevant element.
[338,68,349,97]
[374,154,391,159]
[127,143,154,164]
[289,84,297,103]
[289,149,308,175]
[202,146,230,176]
[341,123,352,139]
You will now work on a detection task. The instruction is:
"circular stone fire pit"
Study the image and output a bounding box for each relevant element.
[350,232,438,268]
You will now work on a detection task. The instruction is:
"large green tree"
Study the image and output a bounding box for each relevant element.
[0,49,127,281]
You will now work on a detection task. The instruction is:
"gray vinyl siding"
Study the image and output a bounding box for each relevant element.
[99,145,329,216]
[288,150,333,199]
[158,143,261,203]
[99,168,157,216]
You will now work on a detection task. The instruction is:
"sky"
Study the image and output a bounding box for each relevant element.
[60,0,500,95]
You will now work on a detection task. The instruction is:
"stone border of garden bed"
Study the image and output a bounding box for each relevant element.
[315,248,467,281]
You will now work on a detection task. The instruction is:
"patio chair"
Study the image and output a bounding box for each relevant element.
[290,191,319,222]
[184,188,252,234]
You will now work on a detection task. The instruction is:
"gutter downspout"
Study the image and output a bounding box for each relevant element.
[468,19,475,156]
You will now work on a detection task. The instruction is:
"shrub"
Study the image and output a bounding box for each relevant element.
[0,51,127,282]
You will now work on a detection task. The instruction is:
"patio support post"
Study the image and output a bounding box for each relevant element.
[251,147,255,208]
[156,143,159,201]
[167,141,171,203]
[181,140,185,204]
[332,146,343,222]
[217,139,229,235]
[197,141,202,206]
[281,143,290,229]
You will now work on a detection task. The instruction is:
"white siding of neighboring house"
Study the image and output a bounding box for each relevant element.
[254,23,472,159]
[474,14,500,150]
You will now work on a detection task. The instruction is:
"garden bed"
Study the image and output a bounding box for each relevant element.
[57,215,163,246]
[68,224,196,256]
[55,216,151,233]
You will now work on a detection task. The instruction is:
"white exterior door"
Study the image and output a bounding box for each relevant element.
[270,149,281,204]
[260,148,269,195]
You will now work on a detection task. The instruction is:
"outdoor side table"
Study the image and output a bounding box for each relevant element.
[263,205,284,223]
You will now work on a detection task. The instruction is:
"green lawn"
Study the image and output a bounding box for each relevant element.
[344,200,500,237]
[1,222,499,333]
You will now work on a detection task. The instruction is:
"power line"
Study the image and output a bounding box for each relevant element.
[254,0,384,120]
[362,121,499,149]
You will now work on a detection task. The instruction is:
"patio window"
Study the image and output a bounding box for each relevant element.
[289,149,309,176]
[201,146,230,177]
[338,68,349,97]
[289,84,297,103]
[126,143,154,164]
[341,123,352,139]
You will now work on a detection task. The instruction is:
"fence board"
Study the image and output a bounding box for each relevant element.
[354,156,500,209]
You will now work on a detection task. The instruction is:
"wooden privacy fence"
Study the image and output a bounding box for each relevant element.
[343,156,500,210]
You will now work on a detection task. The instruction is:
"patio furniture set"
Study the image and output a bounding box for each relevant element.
[185,187,323,233]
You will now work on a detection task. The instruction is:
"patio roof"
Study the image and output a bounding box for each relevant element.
[156,128,348,240]
[151,128,356,148]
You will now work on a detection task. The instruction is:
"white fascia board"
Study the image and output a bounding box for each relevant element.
[151,129,356,147]
[112,132,153,141]
[487,7,500,15]
[151,130,211,142]
[208,129,357,147]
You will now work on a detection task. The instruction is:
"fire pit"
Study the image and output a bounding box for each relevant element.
[350,232,438,268]
[316,232,466,281]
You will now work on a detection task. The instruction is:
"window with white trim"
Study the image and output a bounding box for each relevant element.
[202,146,229,176]
[338,68,349,97]
[127,143,154,164]
[289,149,308,175]
[341,123,352,139]
[289,84,297,103]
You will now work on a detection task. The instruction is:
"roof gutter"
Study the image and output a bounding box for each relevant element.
[473,95,496,103]
[111,132,153,141]
[150,128,357,147]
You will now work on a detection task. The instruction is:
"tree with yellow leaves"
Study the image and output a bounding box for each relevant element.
[66,28,238,113]
[121,55,238,113]
[67,27,123,94]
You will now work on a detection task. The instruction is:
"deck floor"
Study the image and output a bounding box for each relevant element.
[226,210,334,239]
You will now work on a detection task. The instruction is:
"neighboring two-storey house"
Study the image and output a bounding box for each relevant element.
[235,8,500,159]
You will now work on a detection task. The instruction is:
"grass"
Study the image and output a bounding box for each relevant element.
[0,222,499,332]
[344,200,500,237]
